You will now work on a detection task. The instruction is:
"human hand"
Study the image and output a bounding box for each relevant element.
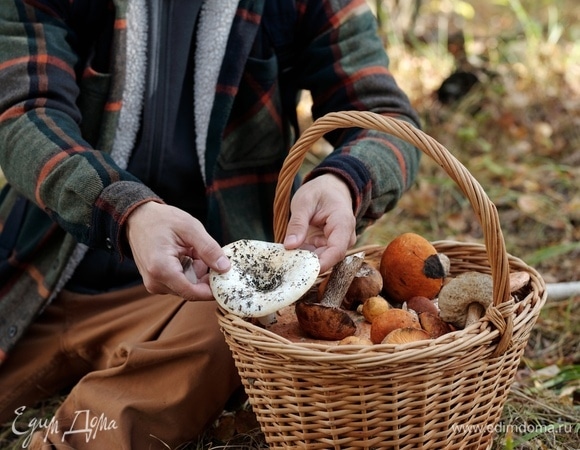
[125,202,230,300]
[283,174,356,273]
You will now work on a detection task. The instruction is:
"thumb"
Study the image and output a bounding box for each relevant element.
[184,233,231,274]
[283,210,309,249]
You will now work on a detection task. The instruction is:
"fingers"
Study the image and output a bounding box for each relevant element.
[283,174,357,273]
[190,238,231,274]
[126,202,230,301]
[316,212,357,273]
[283,203,314,250]
[139,255,215,301]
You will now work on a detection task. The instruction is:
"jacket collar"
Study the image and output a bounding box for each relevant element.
[197,0,265,185]
[110,0,266,185]
[194,0,239,186]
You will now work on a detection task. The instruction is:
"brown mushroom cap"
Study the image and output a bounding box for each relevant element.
[380,233,446,303]
[510,271,531,292]
[370,308,421,344]
[419,312,453,338]
[342,262,383,310]
[407,296,439,316]
[295,301,356,340]
[317,262,383,310]
[437,271,493,328]
[297,252,364,341]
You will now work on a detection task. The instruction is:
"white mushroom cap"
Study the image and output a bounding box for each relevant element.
[209,239,320,318]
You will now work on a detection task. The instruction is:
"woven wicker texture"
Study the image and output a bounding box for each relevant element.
[217,111,547,449]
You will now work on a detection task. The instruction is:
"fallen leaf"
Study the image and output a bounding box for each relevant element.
[517,194,543,215]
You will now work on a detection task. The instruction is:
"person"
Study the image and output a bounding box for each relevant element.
[0,0,422,448]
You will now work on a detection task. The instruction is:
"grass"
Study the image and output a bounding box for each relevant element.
[1,0,579,448]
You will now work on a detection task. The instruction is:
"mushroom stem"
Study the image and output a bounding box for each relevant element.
[465,302,485,327]
[181,256,198,284]
[295,251,365,340]
[257,313,277,326]
[321,251,365,307]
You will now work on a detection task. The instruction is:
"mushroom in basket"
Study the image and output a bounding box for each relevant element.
[317,261,383,311]
[209,239,320,326]
[438,270,533,329]
[380,232,449,304]
[437,271,493,329]
[295,251,366,340]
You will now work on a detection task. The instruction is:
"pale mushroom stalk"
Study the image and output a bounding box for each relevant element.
[464,302,487,327]
[181,256,199,284]
[321,251,365,307]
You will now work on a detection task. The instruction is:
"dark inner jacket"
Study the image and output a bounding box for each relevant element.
[67,0,206,293]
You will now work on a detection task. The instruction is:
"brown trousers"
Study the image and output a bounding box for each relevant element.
[0,285,241,449]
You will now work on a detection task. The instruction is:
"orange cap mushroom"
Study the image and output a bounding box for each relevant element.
[382,327,431,345]
[370,308,421,344]
[380,233,447,304]
[360,295,391,323]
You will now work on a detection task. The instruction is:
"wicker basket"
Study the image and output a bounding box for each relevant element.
[216,111,547,450]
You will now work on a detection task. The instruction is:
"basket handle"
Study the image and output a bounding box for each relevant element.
[273,111,514,354]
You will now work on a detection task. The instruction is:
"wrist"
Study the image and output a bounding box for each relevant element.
[305,154,371,216]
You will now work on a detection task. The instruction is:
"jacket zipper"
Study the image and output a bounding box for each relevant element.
[141,0,171,184]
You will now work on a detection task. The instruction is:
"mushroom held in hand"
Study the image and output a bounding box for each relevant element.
[210,239,320,325]
[296,252,365,340]
[437,271,493,329]
[380,233,447,304]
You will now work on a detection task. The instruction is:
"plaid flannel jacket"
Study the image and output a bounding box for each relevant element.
[0,0,421,360]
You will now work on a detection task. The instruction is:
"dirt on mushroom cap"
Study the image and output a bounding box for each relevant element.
[210,239,320,317]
